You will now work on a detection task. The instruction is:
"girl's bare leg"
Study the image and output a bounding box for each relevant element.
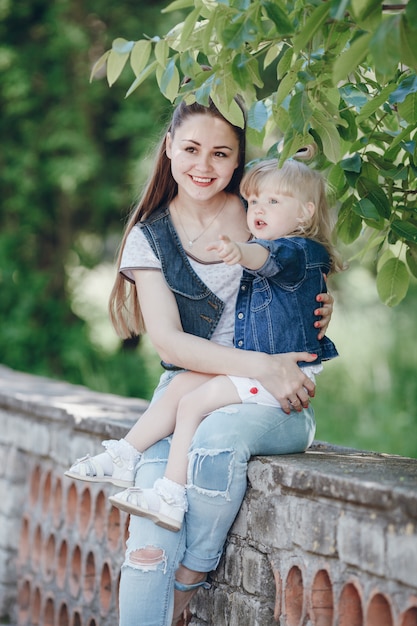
[165,375,241,485]
[124,371,214,452]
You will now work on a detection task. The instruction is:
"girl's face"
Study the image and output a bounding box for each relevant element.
[166,114,240,204]
[246,185,314,240]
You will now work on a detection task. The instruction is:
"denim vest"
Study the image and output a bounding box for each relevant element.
[234,237,339,366]
[140,206,225,343]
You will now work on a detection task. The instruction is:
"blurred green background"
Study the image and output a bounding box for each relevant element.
[1,1,416,458]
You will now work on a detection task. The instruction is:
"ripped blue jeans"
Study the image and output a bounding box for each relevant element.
[119,371,316,626]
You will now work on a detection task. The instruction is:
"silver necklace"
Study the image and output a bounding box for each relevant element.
[173,195,228,248]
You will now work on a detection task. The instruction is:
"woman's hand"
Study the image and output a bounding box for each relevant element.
[255,351,317,415]
[314,290,334,340]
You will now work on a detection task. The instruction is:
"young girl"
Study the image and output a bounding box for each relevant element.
[66,158,342,533]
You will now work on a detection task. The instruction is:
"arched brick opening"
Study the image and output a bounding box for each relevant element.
[30,465,41,507]
[79,487,92,539]
[100,561,112,615]
[42,533,56,582]
[400,606,417,626]
[94,490,106,540]
[69,545,82,597]
[338,582,363,626]
[366,592,393,626]
[84,550,96,602]
[57,539,68,589]
[42,470,52,518]
[311,569,334,626]
[53,476,63,527]
[285,565,304,626]
[66,483,78,526]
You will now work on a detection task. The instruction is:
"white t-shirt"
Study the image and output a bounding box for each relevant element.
[120,225,242,347]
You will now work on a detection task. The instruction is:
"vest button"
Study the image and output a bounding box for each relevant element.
[237,312,244,319]
[237,340,243,347]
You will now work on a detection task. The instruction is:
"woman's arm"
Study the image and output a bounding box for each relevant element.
[134,269,317,414]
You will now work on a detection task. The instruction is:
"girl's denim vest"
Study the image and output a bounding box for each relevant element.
[140,207,225,363]
[234,237,339,367]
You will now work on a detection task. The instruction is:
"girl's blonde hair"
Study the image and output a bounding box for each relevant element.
[109,99,247,339]
[240,158,345,274]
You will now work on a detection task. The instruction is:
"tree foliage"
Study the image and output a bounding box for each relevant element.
[95,0,417,306]
[0,0,178,391]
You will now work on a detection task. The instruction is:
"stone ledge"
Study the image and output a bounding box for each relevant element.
[0,364,147,435]
[1,364,417,625]
[1,364,415,512]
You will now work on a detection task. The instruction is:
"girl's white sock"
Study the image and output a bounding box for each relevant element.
[154,477,187,510]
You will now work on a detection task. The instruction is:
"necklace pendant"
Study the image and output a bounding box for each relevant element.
[188,241,193,248]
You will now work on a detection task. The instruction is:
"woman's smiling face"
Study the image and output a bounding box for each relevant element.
[166,113,240,204]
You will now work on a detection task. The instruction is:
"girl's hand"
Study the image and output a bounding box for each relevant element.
[207,235,242,265]
[256,351,317,414]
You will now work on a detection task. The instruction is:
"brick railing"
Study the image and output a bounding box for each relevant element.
[0,364,416,626]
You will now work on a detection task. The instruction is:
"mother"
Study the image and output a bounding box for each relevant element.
[109,96,333,625]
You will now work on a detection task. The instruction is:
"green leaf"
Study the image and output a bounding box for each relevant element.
[340,153,362,174]
[211,78,245,128]
[248,100,269,132]
[406,246,417,278]
[222,16,258,50]
[357,178,391,219]
[231,53,261,92]
[333,33,372,85]
[350,0,382,30]
[275,58,304,106]
[262,1,294,35]
[389,75,417,104]
[279,129,314,163]
[90,50,110,82]
[369,15,401,79]
[155,39,169,66]
[336,196,363,244]
[338,106,358,142]
[293,3,331,55]
[125,60,158,98]
[328,163,348,198]
[398,92,417,125]
[356,83,397,123]
[180,7,202,50]
[130,40,152,77]
[353,198,381,221]
[376,257,409,306]
[310,110,341,163]
[201,14,216,56]
[277,45,294,79]
[162,0,195,12]
[405,0,417,30]
[107,49,130,87]
[391,220,417,244]
[330,0,350,21]
[112,38,135,54]
[264,44,282,69]
[158,57,180,102]
[289,91,312,133]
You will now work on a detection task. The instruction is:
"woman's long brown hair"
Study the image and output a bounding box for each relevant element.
[108,99,247,338]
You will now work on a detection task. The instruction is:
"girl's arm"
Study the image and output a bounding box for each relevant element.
[134,269,317,414]
[208,235,334,340]
[207,235,268,270]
